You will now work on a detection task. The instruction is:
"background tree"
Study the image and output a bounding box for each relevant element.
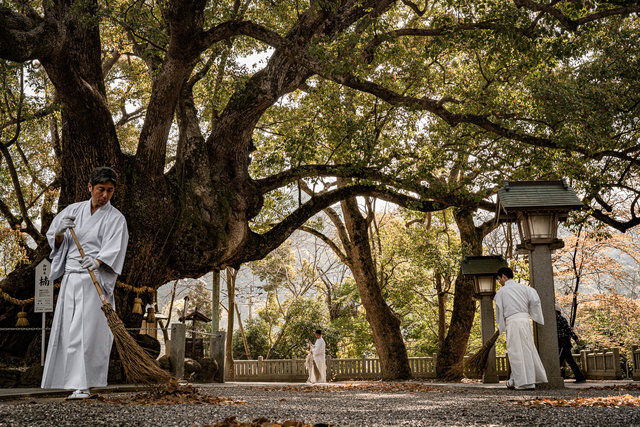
[554,221,640,325]
[563,291,640,363]
[381,209,462,354]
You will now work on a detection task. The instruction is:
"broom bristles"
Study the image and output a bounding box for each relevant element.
[102,304,172,384]
[466,329,500,376]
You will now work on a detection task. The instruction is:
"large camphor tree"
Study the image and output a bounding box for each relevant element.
[1,0,639,379]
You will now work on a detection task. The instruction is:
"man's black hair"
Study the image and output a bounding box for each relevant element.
[89,167,117,186]
[315,329,322,335]
[497,267,514,279]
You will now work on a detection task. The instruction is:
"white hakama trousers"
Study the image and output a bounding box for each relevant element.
[314,357,327,383]
[305,352,318,383]
[506,312,547,387]
[305,352,327,383]
[41,271,114,390]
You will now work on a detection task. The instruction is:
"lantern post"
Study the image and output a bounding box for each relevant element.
[461,255,507,384]
[496,180,582,389]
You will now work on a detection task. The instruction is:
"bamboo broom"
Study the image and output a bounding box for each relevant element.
[465,329,500,376]
[69,228,171,384]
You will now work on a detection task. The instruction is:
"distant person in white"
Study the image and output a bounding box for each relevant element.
[494,267,547,390]
[306,329,326,383]
[41,167,129,399]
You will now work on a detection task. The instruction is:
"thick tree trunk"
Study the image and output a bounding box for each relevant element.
[435,210,483,379]
[0,0,401,359]
[37,2,122,208]
[341,195,412,380]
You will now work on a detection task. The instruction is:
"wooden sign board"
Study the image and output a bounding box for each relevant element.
[34,258,53,313]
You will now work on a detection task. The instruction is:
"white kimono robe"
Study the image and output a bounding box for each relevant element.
[307,337,326,383]
[494,279,547,387]
[41,200,128,390]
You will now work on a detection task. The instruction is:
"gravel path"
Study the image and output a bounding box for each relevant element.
[1,382,639,427]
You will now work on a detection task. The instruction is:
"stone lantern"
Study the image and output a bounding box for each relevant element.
[496,179,583,388]
[461,255,507,383]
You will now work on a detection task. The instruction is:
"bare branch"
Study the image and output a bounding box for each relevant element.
[200,20,289,52]
[0,197,20,227]
[102,50,122,77]
[590,208,640,233]
[298,181,352,256]
[256,164,390,193]
[232,183,451,265]
[0,103,58,132]
[299,225,350,266]
[401,0,428,16]
[257,163,497,213]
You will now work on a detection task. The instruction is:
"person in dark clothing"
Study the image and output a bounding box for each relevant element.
[556,306,586,383]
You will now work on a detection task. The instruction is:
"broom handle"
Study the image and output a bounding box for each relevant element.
[69,228,108,305]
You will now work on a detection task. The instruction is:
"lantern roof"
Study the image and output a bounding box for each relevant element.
[496,180,583,222]
[180,308,211,323]
[461,255,507,276]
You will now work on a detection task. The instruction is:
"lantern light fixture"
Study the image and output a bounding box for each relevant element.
[496,180,583,249]
[461,255,508,297]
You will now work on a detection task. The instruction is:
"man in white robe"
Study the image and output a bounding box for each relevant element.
[494,267,547,390]
[41,167,129,399]
[307,329,326,383]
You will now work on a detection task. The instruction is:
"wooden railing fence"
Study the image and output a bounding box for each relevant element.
[233,348,627,382]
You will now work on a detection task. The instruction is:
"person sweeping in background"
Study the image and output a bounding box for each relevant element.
[41,167,129,399]
[494,267,548,390]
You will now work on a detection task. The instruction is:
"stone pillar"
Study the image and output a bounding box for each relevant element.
[612,347,622,379]
[170,323,186,380]
[580,350,589,379]
[528,244,564,388]
[209,331,226,383]
[211,269,220,333]
[480,295,499,383]
[258,356,264,375]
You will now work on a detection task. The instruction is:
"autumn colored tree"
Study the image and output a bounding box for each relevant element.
[569,292,640,360]
[553,221,640,326]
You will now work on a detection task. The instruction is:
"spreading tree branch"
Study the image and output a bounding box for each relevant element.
[256,163,497,212]
[315,70,640,167]
[514,0,640,31]
[232,183,451,265]
[590,208,640,233]
[299,225,350,266]
[0,7,61,62]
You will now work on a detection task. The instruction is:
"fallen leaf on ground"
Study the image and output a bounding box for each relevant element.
[586,383,640,391]
[103,379,246,406]
[255,382,454,394]
[199,416,323,426]
[514,394,640,407]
